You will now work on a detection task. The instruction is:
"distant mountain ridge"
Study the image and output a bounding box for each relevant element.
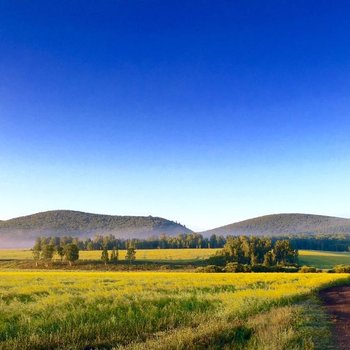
[201,213,350,237]
[1,211,350,248]
[0,210,191,248]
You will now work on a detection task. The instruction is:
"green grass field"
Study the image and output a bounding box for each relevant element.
[1,248,350,268]
[0,271,348,350]
[298,250,350,269]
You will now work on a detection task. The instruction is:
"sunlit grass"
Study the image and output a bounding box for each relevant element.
[298,250,350,269]
[299,250,350,257]
[0,271,349,349]
[0,248,220,261]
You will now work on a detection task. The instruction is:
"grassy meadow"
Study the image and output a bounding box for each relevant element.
[298,250,350,269]
[1,271,349,350]
[2,248,350,269]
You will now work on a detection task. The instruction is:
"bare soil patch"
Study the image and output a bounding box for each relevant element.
[320,286,350,350]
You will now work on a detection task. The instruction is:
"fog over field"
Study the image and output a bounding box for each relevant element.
[2,210,350,249]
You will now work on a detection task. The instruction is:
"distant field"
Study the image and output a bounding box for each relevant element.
[1,248,350,268]
[0,248,220,262]
[0,271,349,349]
[298,250,350,269]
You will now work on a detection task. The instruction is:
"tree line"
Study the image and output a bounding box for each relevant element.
[31,237,137,265]
[31,233,227,251]
[31,232,350,264]
[288,234,350,252]
[80,233,350,252]
[83,233,227,249]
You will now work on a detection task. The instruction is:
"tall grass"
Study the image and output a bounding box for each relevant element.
[0,271,349,349]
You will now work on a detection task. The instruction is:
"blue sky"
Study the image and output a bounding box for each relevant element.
[1,1,350,231]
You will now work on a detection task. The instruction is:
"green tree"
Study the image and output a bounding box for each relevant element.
[64,244,79,266]
[41,244,55,266]
[101,247,109,265]
[223,236,246,264]
[263,251,275,267]
[250,253,258,266]
[125,246,136,264]
[56,245,65,261]
[110,247,119,262]
[209,234,218,248]
[273,240,298,265]
[49,236,59,248]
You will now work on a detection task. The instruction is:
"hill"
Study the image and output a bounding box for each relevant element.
[2,211,350,249]
[0,210,191,248]
[202,214,350,237]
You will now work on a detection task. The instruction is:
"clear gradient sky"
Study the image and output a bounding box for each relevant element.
[1,1,350,231]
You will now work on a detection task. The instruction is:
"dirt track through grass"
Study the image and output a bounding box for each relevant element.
[320,286,350,350]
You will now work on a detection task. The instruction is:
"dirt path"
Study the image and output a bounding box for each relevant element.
[320,286,350,350]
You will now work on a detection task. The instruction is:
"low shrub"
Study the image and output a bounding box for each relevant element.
[195,265,224,273]
[224,263,245,272]
[334,265,350,273]
[300,266,317,273]
[223,263,300,273]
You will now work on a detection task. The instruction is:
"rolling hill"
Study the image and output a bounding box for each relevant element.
[0,210,191,248]
[202,214,350,237]
[2,211,350,249]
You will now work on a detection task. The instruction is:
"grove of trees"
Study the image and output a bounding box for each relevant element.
[220,236,298,266]
[32,237,79,265]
